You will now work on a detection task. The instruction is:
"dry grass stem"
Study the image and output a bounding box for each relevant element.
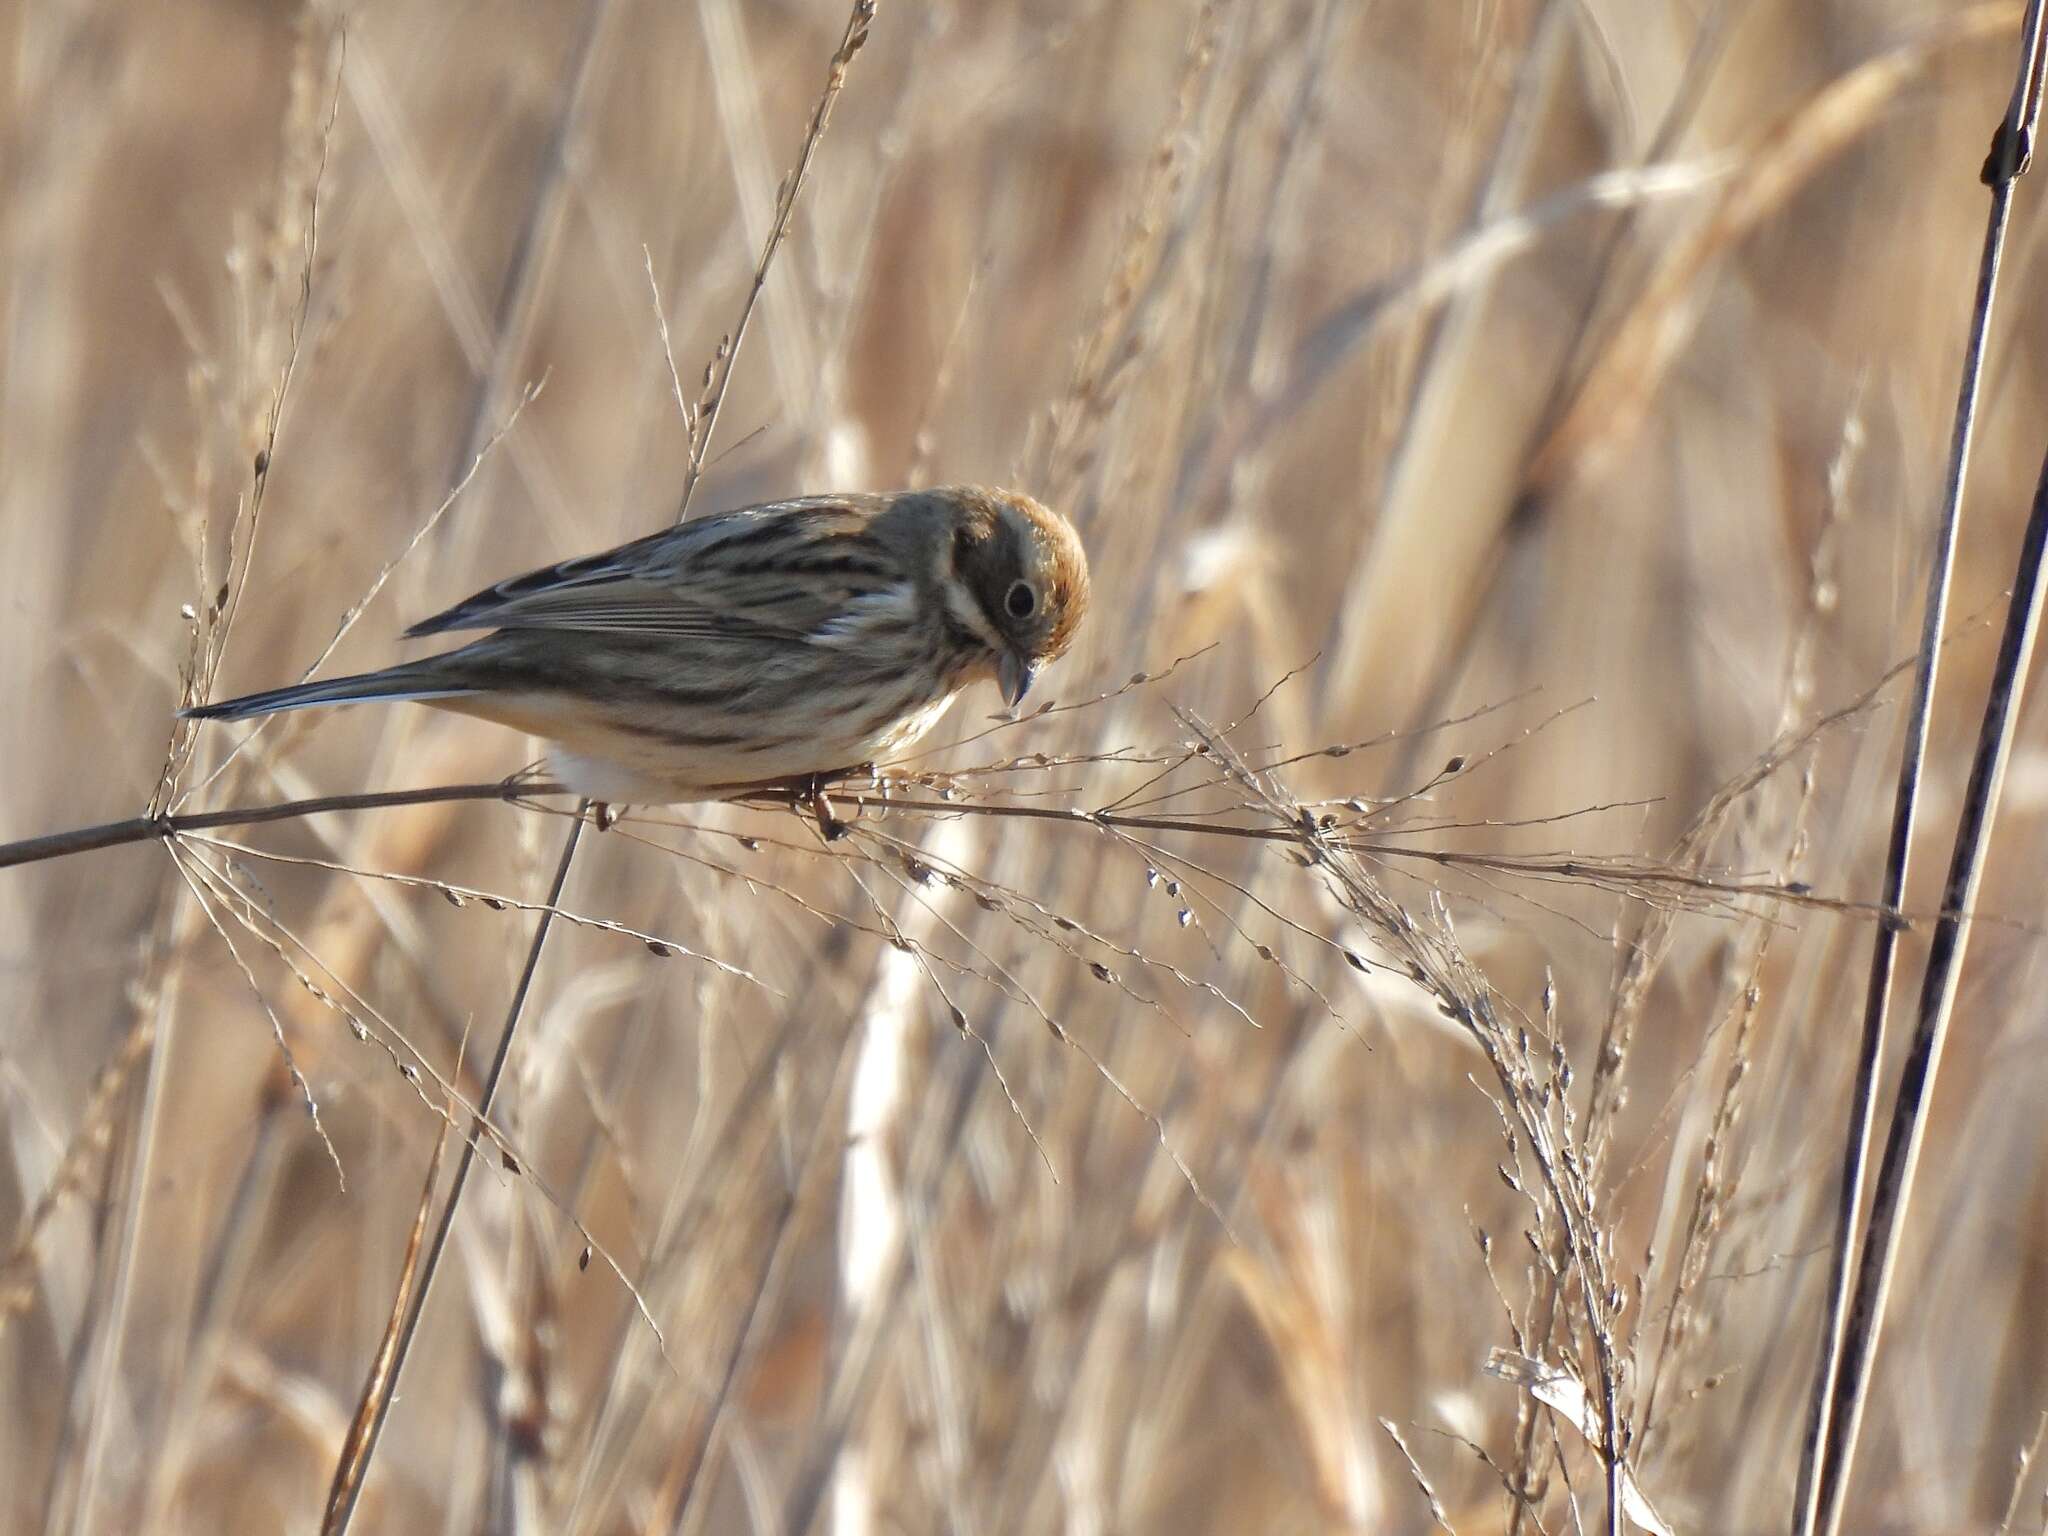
[7,5,2048,1532]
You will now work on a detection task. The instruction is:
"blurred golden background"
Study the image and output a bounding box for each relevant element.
[5,1,2048,1530]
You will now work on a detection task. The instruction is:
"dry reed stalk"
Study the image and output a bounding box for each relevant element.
[12,5,2048,1530]
[1801,6,2048,1531]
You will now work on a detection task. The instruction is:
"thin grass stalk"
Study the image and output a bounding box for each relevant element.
[675,0,877,522]
[1388,0,1742,803]
[1495,20,1742,1528]
[320,1098,454,1533]
[0,781,553,869]
[331,10,880,1522]
[443,0,611,490]
[326,814,583,1536]
[1794,7,2048,1531]
[774,1040,992,1536]
[659,1047,845,1535]
[56,1003,175,1536]
[39,1082,136,1533]
[1318,0,1567,721]
[1811,403,2048,1534]
[0,771,1900,934]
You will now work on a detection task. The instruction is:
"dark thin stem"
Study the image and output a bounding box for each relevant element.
[0,777,1911,923]
[327,812,585,1536]
[1797,8,2048,1532]
[0,781,562,870]
[1812,431,2048,1534]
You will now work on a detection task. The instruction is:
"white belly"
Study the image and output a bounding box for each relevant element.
[540,686,968,804]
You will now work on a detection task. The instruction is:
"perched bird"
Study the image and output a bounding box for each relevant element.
[183,486,1090,822]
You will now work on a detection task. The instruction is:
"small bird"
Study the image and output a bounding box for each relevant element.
[183,486,1090,824]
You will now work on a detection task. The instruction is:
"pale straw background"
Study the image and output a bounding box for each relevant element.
[4,3,2047,1532]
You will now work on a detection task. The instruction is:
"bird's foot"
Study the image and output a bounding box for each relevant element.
[802,774,850,842]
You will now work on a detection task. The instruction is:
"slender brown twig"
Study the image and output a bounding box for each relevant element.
[674,0,877,522]
[325,816,583,1536]
[1,770,1986,936]
[0,781,552,869]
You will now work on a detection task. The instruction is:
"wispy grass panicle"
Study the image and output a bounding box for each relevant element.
[7,6,2048,1534]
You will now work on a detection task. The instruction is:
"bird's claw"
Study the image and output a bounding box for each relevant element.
[803,775,850,842]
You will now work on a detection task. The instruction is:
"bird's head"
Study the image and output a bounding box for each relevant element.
[940,486,1091,708]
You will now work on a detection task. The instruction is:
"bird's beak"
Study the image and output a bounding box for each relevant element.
[998,650,1040,709]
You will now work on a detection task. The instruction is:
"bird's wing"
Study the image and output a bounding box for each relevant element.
[405,574,814,643]
[403,501,898,645]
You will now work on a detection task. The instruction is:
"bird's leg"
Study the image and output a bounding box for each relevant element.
[802,773,850,842]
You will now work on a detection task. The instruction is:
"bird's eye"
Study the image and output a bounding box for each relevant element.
[1005,580,1038,620]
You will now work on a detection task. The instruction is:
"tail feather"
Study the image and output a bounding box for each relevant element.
[180,665,476,722]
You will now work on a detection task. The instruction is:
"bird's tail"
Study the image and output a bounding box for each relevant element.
[180,663,477,722]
